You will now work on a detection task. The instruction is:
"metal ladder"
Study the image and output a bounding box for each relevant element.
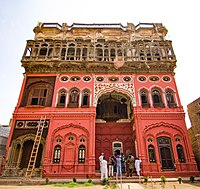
[25,116,46,177]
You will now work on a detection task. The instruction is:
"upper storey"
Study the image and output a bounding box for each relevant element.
[21,22,176,74]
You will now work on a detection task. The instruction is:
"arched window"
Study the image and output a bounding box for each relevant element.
[153,49,161,60]
[25,47,32,57]
[146,50,152,61]
[61,48,66,60]
[82,48,88,60]
[57,90,67,107]
[139,50,145,60]
[140,90,150,108]
[96,44,103,61]
[176,144,186,163]
[53,145,61,163]
[82,90,90,107]
[117,49,123,57]
[68,88,80,108]
[110,49,116,61]
[20,78,55,107]
[104,49,109,61]
[67,44,75,60]
[39,44,48,56]
[76,48,81,60]
[166,90,177,108]
[27,83,51,106]
[148,145,156,163]
[78,145,85,163]
[152,89,165,108]
[48,48,53,58]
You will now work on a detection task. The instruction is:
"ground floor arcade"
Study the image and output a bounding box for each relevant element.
[2,118,198,178]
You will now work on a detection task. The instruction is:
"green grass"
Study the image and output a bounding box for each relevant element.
[52,181,95,188]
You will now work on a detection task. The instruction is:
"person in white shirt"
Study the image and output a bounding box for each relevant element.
[135,157,142,176]
[99,153,104,172]
[101,156,108,180]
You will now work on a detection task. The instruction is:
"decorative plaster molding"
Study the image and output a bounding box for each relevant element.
[143,121,185,136]
[134,112,184,120]
[52,123,89,137]
[94,82,135,106]
[11,133,45,145]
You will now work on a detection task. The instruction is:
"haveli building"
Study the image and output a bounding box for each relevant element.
[2,22,198,178]
[0,124,10,174]
[188,97,200,171]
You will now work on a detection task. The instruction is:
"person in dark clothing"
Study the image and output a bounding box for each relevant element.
[108,155,115,177]
[126,155,134,177]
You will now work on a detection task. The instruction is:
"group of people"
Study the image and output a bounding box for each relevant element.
[99,152,142,180]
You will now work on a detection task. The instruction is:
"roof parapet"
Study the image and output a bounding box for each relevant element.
[33,22,168,39]
[69,23,127,30]
[34,22,166,31]
[135,23,168,36]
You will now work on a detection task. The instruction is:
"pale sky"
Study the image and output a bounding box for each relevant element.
[0,0,199,128]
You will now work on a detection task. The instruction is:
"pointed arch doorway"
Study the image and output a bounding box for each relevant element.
[4,134,44,177]
[157,136,175,170]
[112,141,123,156]
[95,91,135,171]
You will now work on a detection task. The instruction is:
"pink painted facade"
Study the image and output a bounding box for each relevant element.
[2,22,198,178]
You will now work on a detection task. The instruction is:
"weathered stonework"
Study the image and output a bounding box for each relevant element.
[22,23,176,74]
[188,97,200,170]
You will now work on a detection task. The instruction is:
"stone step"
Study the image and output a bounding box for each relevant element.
[108,176,144,183]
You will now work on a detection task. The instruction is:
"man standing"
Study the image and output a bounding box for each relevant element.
[135,157,142,176]
[108,155,115,177]
[121,153,126,173]
[116,155,122,179]
[126,155,134,177]
[101,156,108,180]
[99,153,104,172]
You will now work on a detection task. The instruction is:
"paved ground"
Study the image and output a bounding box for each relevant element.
[140,182,200,189]
[0,182,200,189]
[0,177,200,189]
